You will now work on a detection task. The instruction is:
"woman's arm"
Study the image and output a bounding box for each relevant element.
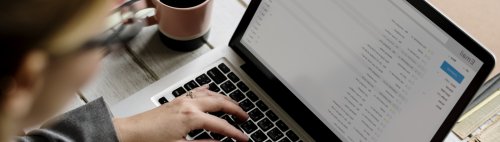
[18,85,249,142]
[18,98,118,142]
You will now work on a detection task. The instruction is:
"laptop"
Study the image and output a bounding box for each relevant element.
[111,0,496,141]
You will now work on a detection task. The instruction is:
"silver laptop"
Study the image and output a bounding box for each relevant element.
[112,0,495,141]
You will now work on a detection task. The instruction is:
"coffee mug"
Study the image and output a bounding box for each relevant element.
[149,0,213,51]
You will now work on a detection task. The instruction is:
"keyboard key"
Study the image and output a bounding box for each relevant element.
[255,101,269,111]
[209,132,225,140]
[246,91,259,102]
[172,87,187,97]
[209,83,220,92]
[222,115,238,128]
[195,132,211,140]
[220,81,237,93]
[237,82,250,92]
[248,108,265,121]
[279,137,292,142]
[251,130,268,142]
[286,131,300,141]
[195,74,211,85]
[207,68,227,84]
[229,90,246,102]
[276,120,290,132]
[229,115,246,124]
[257,118,274,131]
[230,115,245,124]
[221,138,234,142]
[240,121,258,134]
[188,129,203,137]
[239,99,255,112]
[184,80,199,91]
[267,128,284,141]
[227,72,240,83]
[266,111,279,122]
[218,63,231,74]
[158,97,168,105]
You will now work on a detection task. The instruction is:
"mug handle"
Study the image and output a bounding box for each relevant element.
[145,0,159,26]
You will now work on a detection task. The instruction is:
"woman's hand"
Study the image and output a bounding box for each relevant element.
[113,85,250,142]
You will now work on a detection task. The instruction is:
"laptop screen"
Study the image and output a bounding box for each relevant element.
[240,0,483,141]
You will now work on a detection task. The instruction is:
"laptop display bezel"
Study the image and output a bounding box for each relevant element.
[228,0,495,141]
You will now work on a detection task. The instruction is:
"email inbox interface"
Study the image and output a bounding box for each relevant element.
[242,0,482,141]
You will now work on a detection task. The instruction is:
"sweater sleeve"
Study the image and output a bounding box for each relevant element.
[17,98,119,142]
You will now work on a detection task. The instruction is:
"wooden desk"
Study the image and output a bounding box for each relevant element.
[75,0,247,106]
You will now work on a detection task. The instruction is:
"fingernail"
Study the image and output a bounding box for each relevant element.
[203,84,209,88]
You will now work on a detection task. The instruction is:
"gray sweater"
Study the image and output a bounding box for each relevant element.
[17,98,119,142]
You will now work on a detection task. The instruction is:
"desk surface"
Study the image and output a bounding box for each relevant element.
[63,0,499,141]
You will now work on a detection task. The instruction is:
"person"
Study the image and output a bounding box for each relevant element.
[0,0,249,141]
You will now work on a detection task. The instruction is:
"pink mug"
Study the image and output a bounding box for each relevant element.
[150,0,213,51]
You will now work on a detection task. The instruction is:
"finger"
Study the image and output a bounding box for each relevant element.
[192,96,249,122]
[206,91,239,105]
[196,113,249,142]
[180,85,210,99]
[187,90,238,105]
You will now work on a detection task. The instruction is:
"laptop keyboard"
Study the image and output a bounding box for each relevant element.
[157,63,302,142]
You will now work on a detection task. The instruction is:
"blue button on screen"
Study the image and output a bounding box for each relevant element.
[441,61,464,84]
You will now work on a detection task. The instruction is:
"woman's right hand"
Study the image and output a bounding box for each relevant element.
[113,85,250,142]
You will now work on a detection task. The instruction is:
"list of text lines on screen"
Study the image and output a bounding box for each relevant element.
[241,0,482,141]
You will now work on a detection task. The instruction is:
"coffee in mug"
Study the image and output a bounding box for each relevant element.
[159,0,206,8]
